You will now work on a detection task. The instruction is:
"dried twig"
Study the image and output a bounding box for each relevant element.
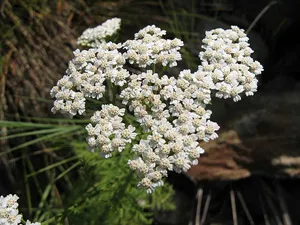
[261,181,283,225]
[246,1,278,34]
[237,190,255,225]
[200,191,211,225]
[276,182,292,225]
[195,187,203,225]
[259,193,271,225]
[230,188,238,225]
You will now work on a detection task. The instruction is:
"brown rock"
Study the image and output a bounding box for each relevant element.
[187,131,252,181]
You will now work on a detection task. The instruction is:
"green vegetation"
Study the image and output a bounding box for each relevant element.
[0,118,174,224]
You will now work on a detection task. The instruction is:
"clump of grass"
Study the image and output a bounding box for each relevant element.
[0,0,131,118]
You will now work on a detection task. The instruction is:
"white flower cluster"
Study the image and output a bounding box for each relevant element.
[0,194,21,225]
[123,25,183,68]
[51,18,263,193]
[199,26,263,102]
[121,70,219,193]
[50,44,128,117]
[86,104,137,158]
[77,18,121,47]
[0,194,40,225]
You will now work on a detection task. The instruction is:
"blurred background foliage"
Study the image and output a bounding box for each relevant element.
[1,0,300,225]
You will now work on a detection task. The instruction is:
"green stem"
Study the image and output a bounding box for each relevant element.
[152,64,156,74]
[160,66,167,77]
[21,218,26,224]
[107,80,116,104]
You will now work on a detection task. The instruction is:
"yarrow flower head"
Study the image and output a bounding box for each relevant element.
[77,18,121,47]
[199,26,263,101]
[0,194,41,225]
[50,44,127,118]
[123,25,184,68]
[0,194,21,225]
[86,104,137,158]
[51,18,263,193]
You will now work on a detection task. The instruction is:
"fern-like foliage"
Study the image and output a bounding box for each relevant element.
[61,141,175,225]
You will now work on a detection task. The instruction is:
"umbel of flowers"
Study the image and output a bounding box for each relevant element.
[0,194,40,225]
[50,18,263,193]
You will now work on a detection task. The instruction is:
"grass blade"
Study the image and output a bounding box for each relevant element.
[26,156,78,178]
[0,126,82,156]
[0,127,65,140]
